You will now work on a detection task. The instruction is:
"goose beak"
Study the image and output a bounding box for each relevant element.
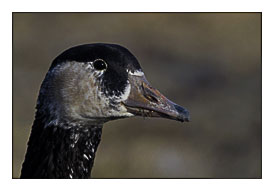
[123,75,190,122]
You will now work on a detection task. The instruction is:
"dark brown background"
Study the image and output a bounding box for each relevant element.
[13,13,261,178]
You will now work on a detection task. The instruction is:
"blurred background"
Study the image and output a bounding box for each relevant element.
[13,13,261,178]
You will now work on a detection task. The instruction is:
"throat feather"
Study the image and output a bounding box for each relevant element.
[20,114,103,179]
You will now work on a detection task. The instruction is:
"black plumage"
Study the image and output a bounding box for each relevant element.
[21,112,102,178]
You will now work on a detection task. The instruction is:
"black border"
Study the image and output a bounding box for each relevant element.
[12,12,262,179]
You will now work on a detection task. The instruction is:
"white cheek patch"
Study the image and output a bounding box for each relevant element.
[127,69,144,77]
[117,83,133,117]
[82,77,133,118]
[113,82,131,102]
[98,82,133,117]
[97,81,131,103]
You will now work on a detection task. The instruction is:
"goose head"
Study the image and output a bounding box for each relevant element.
[38,43,190,127]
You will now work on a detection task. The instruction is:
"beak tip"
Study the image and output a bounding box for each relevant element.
[184,116,190,122]
[174,104,190,123]
[179,113,190,122]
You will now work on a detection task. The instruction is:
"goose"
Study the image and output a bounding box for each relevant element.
[20,43,190,179]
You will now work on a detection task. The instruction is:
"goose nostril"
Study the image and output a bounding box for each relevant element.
[144,94,159,103]
[141,82,159,103]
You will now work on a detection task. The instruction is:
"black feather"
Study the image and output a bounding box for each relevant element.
[21,110,102,178]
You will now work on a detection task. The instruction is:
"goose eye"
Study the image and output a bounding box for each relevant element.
[93,59,107,71]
